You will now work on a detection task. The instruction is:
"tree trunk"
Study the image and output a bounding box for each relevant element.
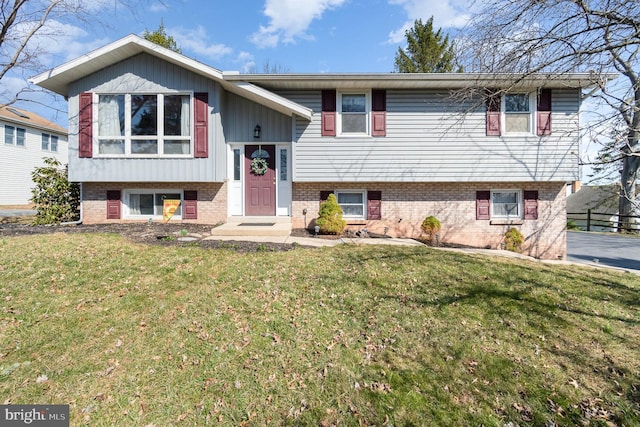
[618,155,639,232]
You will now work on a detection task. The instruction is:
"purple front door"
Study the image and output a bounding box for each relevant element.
[245,145,276,216]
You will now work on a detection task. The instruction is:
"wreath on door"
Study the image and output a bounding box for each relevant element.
[250,157,268,175]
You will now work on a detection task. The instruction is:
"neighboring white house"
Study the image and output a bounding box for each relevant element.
[0,105,68,205]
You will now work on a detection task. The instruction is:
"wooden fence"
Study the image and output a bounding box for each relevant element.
[567,209,640,232]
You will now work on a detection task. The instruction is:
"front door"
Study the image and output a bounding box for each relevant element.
[245,145,276,216]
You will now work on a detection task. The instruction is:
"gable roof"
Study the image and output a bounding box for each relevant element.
[30,34,312,120]
[0,105,67,135]
[567,185,621,213]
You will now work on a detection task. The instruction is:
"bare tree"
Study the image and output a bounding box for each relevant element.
[465,0,639,232]
[1,0,146,108]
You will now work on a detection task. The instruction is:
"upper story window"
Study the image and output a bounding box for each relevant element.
[503,93,533,134]
[4,125,25,146]
[339,92,369,135]
[42,133,59,152]
[97,93,191,157]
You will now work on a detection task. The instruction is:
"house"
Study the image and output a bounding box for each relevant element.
[31,34,614,259]
[0,105,68,205]
[567,185,639,232]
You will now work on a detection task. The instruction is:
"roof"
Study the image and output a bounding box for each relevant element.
[225,72,617,91]
[567,185,621,214]
[30,34,312,120]
[31,34,616,119]
[0,105,67,135]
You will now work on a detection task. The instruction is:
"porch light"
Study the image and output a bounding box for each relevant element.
[254,124,261,139]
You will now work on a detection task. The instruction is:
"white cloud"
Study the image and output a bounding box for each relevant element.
[171,26,233,61]
[236,51,256,73]
[387,0,474,44]
[251,0,347,48]
[149,2,168,12]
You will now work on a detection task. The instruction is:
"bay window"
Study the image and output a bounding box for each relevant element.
[97,93,191,156]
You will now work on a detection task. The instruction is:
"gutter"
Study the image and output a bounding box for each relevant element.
[60,183,83,226]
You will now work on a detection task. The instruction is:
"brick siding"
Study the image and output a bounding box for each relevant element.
[82,182,227,225]
[293,181,567,260]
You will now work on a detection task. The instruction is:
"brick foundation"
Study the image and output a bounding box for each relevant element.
[292,182,567,260]
[81,182,228,225]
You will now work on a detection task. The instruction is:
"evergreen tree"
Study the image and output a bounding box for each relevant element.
[394,17,460,73]
[142,20,181,53]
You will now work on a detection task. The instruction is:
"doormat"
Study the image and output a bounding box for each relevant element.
[238,223,275,226]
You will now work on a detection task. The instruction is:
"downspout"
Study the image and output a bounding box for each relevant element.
[61,182,83,226]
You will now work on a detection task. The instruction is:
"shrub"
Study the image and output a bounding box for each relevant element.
[316,194,346,234]
[504,227,524,252]
[31,158,80,225]
[421,215,442,246]
[566,219,581,230]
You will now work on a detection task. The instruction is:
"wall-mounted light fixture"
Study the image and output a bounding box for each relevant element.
[254,124,261,139]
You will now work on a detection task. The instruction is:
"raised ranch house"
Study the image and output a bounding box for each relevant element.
[32,35,611,260]
[0,105,68,205]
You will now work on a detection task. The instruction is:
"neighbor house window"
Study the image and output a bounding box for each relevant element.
[339,93,368,135]
[336,190,366,218]
[492,190,522,219]
[97,93,191,156]
[125,190,183,218]
[5,126,25,146]
[504,93,532,133]
[41,133,58,152]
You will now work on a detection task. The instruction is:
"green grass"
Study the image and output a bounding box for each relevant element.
[1,233,639,426]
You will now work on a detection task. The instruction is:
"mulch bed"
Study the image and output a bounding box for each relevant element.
[0,222,305,253]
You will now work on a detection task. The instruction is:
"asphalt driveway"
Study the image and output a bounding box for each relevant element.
[567,231,640,272]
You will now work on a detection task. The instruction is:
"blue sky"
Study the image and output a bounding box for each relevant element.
[29,0,473,76]
[5,0,474,126]
[6,0,475,125]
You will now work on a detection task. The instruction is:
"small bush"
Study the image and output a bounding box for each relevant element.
[504,227,524,252]
[316,194,346,234]
[566,219,581,230]
[421,215,442,246]
[31,158,80,225]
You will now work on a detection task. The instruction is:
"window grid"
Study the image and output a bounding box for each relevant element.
[97,93,192,157]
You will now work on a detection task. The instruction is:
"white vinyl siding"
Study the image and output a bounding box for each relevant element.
[284,89,580,183]
[0,122,68,204]
[67,53,224,183]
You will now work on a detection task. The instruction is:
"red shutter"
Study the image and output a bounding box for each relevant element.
[523,190,539,220]
[320,191,334,203]
[371,89,386,137]
[79,92,93,158]
[194,92,208,158]
[183,190,198,220]
[106,190,121,219]
[367,191,382,220]
[486,93,501,136]
[537,89,552,136]
[321,90,336,137]
[476,191,491,220]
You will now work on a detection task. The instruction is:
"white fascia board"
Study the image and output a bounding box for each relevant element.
[227,81,313,120]
[31,34,225,94]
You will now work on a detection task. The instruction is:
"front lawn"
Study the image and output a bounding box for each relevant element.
[1,233,638,426]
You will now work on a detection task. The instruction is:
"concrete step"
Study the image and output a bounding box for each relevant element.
[211,216,292,237]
